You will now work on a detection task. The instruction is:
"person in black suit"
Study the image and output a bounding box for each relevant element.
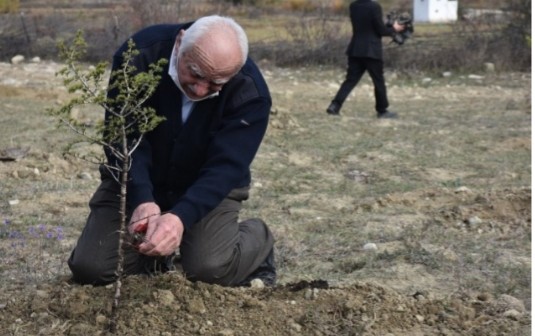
[326,0,405,118]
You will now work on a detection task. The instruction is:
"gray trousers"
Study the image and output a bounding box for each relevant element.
[68,175,274,287]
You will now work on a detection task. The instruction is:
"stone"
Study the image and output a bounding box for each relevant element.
[363,242,378,251]
[484,62,495,73]
[11,55,25,65]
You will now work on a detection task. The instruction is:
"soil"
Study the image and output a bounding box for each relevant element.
[0,60,531,336]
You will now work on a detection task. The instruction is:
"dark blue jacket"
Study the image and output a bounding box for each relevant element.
[346,0,396,60]
[106,23,271,229]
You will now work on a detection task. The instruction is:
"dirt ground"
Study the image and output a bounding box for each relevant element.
[0,59,531,336]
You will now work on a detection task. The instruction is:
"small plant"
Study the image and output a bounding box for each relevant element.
[48,30,167,333]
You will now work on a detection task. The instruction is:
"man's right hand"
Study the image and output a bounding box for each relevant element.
[129,202,161,234]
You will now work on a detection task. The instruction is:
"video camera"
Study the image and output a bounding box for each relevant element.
[386,11,414,45]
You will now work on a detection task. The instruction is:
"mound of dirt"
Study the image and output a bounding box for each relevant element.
[0,273,530,336]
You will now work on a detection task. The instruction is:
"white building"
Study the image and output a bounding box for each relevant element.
[413,0,458,22]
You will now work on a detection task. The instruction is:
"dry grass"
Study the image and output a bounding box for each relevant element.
[0,51,531,335]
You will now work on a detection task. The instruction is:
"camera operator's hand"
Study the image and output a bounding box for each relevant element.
[393,21,405,32]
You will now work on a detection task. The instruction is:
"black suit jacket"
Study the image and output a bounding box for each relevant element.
[345,0,395,60]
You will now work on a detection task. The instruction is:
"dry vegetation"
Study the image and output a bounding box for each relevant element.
[0,0,531,71]
[0,57,531,336]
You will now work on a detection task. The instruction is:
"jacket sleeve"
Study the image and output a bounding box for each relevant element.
[371,3,396,37]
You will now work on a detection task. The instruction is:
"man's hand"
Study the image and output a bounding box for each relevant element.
[138,213,184,257]
[129,202,161,234]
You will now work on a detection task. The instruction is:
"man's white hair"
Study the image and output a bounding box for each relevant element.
[178,15,249,67]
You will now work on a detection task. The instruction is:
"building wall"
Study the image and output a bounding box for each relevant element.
[413,0,458,22]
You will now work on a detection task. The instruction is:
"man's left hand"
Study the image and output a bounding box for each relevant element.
[393,21,405,32]
[138,213,184,256]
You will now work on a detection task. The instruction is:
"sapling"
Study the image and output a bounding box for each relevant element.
[49,30,166,333]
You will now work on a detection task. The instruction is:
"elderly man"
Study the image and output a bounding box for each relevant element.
[68,15,275,287]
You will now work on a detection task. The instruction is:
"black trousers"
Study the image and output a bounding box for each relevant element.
[68,172,274,287]
[332,57,389,113]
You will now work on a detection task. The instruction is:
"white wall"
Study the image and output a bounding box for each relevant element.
[413,0,458,22]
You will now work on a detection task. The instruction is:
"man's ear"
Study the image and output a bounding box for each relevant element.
[174,30,185,55]
[176,29,185,44]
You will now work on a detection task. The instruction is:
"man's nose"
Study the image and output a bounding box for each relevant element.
[192,82,211,96]
[193,81,222,96]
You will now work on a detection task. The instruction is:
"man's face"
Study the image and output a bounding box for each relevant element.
[175,31,240,101]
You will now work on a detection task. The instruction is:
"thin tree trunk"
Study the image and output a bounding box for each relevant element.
[109,131,130,333]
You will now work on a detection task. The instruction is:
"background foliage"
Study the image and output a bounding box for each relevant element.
[0,0,530,72]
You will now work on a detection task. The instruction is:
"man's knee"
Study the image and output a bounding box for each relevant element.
[68,250,115,285]
[182,254,233,286]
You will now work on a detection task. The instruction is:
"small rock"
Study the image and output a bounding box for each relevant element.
[415,314,425,322]
[35,290,49,299]
[363,242,378,251]
[484,62,495,73]
[466,216,482,227]
[440,248,459,262]
[396,304,406,312]
[468,74,484,80]
[442,71,452,77]
[0,146,30,161]
[288,319,302,332]
[187,297,206,314]
[8,199,19,206]
[503,309,522,320]
[243,296,265,309]
[15,170,33,179]
[11,55,25,65]
[250,278,265,289]
[217,329,234,336]
[153,289,175,306]
[95,314,107,325]
[454,186,470,193]
[304,288,319,300]
[497,294,526,313]
[30,56,41,63]
[477,292,491,301]
[78,172,92,180]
